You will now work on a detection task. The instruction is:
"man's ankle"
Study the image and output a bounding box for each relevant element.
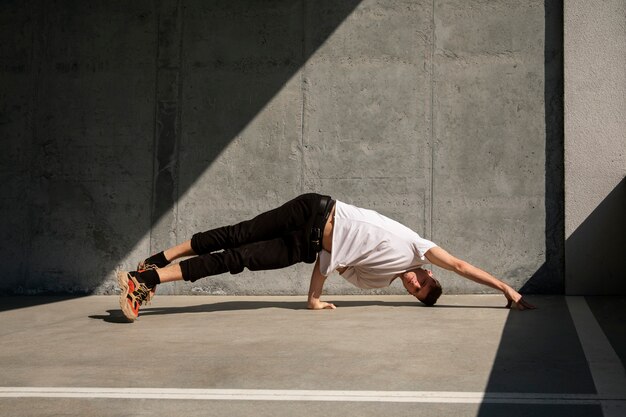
[144,251,170,268]
[136,269,161,288]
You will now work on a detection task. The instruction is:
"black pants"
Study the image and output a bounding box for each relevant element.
[179,193,329,282]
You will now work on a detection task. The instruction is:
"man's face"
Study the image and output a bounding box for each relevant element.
[401,268,433,300]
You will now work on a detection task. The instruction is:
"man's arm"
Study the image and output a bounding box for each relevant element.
[424,246,535,310]
[307,257,336,310]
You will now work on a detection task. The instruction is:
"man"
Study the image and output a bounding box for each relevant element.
[118,193,534,321]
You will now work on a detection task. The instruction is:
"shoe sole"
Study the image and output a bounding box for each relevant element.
[117,271,137,322]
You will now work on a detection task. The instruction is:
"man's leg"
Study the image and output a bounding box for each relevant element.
[138,241,194,270]
[138,193,323,269]
[163,240,194,263]
[155,263,183,283]
[120,193,325,321]
[119,231,305,321]
[190,193,322,254]
[136,241,192,282]
[138,228,307,286]
[178,230,307,282]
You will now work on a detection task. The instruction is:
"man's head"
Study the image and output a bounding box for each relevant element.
[401,268,442,306]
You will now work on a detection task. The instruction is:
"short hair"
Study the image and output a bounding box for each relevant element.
[419,275,443,306]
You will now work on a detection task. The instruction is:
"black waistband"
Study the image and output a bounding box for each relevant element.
[318,195,335,224]
[309,195,335,253]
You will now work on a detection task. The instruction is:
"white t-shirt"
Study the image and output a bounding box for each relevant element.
[318,200,438,289]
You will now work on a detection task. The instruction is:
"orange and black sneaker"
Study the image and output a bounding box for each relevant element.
[118,270,152,321]
[137,253,169,300]
[136,261,158,301]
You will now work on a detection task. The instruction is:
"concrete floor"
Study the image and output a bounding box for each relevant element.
[0,295,624,417]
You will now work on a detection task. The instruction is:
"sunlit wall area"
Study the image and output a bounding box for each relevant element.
[564,0,626,295]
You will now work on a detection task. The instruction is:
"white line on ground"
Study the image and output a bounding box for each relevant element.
[567,296,626,417]
[0,387,625,404]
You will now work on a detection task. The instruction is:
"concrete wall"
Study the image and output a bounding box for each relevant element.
[564,0,626,294]
[0,0,559,295]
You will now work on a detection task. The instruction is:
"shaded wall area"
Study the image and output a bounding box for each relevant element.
[1,0,158,294]
[566,178,626,294]
[0,0,557,295]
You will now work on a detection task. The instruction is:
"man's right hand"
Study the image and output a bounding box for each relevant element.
[503,286,536,310]
[307,300,336,310]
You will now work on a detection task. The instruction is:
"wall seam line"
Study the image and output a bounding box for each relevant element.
[300,0,306,194]
[148,0,160,256]
[429,0,436,240]
[26,0,45,284]
[174,0,185,245]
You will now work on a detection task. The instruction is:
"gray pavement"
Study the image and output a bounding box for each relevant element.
[0,295,624,416]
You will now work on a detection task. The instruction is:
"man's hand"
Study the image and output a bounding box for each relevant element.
[307,300,336,310]
[307,258,335,310]
[503,286,536,311]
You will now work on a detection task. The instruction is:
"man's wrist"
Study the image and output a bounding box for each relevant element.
[307,297,322,308]
[499,282,513,293]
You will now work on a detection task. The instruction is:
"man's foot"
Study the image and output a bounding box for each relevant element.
[137,252,169,271]
[136,260,159,300]
[136,259,160,271]
[137,253,169,299]
[118,270,152,321]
